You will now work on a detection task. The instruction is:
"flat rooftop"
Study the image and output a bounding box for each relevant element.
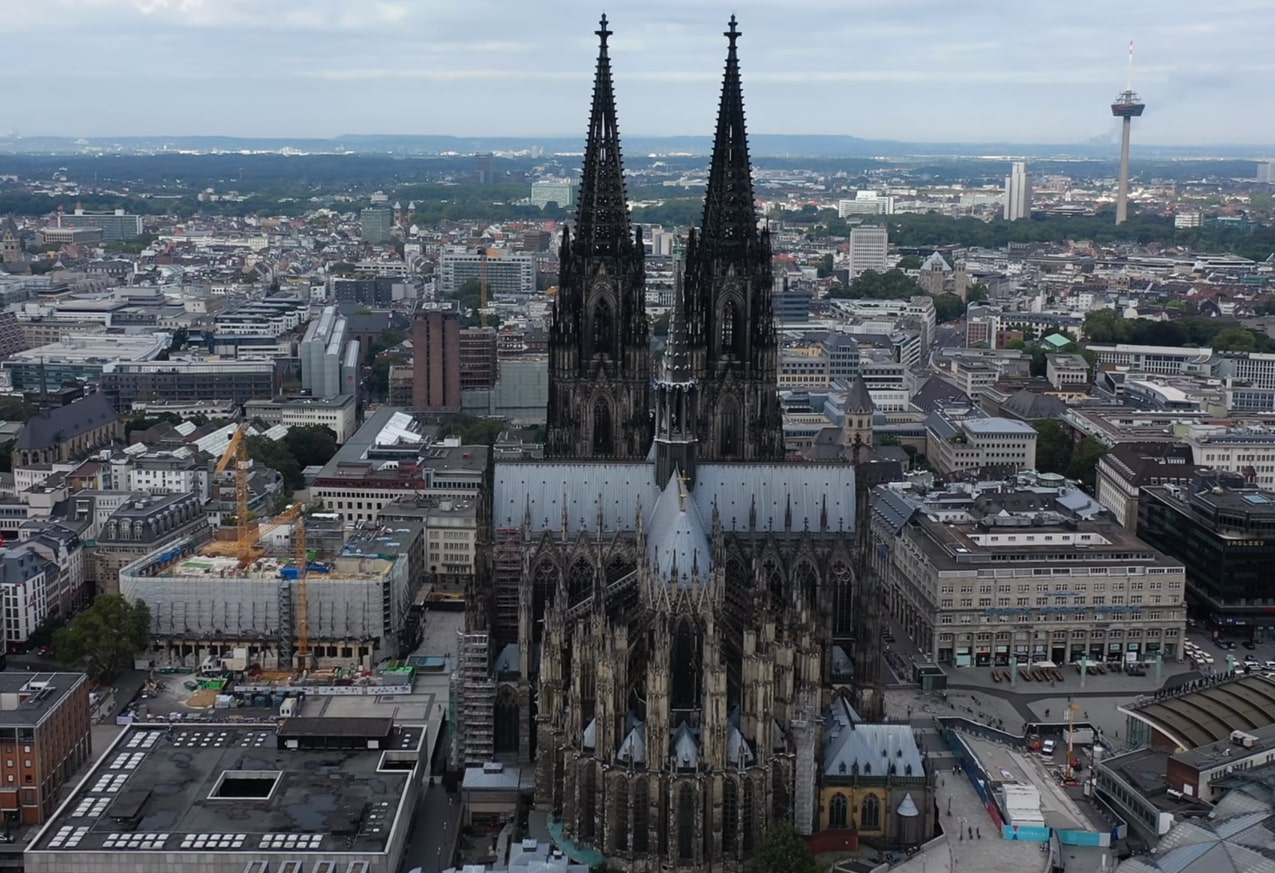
[154,552,395,581]
[0,673,83,726]
[32,721,420,857]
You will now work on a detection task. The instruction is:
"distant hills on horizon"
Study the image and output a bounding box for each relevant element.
[0,133,1271,161]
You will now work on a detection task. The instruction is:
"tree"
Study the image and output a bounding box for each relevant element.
[829,268,922,301]
[0,439,10,473]
[283,425,339,468]
[247,435,303,494]
[1033,419,1073,475]
[53,595,151,682]
[1212,327,1257,353]
[932,292,966,324]
[966,282,990,303]
[896,254,923,270]
[747,822,819,873]
[0,397,37,422]
[815,253,835,278]
[1068,436,1109,491]
[440,414,506,446]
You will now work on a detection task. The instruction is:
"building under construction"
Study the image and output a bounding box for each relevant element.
[119,520,420,670]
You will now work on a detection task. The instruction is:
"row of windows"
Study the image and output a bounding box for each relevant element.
[938,628,1174,640]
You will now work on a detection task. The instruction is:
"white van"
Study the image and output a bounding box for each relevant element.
[1042,739,1056,755]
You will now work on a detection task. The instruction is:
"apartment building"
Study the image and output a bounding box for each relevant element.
[873,480,1187,667]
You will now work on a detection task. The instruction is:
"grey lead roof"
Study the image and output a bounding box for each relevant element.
[492,460,856,541]
[646,471,711,580]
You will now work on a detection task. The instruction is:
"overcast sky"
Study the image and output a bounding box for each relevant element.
[6,0,1272,145]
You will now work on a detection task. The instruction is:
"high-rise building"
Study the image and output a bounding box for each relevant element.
[847,225,888,277]
[479,19,897,871]
[1257,160,1275,185]
[58,208,142,241]
[530,180,577,209]
[1003,161,1031,221]
[438,250,536,297]
[410,310,462,411]
[360,207,394,244]
[459,327,499,391]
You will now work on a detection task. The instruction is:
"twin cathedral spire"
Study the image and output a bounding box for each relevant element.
[546,15,782,468]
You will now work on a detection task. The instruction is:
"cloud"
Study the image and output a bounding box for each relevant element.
[2,0,1270,144]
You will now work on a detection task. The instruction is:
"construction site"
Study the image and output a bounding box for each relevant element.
[118,424,421,671]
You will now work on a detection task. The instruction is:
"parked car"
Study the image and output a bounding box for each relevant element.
[1042,739,1056,755]
[1243,641,1257,650]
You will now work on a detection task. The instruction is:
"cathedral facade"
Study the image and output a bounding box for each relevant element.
[480,17,877,871]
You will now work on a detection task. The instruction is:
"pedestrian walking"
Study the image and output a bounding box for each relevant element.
[977,827,981,838]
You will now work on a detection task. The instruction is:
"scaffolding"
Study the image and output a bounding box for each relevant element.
[454,631,495,767]
[492,528,522,649]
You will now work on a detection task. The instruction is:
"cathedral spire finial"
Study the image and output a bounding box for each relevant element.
[698,15,757,254]
[572,13,631,258]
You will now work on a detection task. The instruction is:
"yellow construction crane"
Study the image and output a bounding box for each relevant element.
[261,503,312,667]
[213,424,253,564]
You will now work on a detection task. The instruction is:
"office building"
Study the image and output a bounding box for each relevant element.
[438,251,536,297]
[460,327,499,391]
[57,208,142,241]
[380,496,479,588]
[299,306,360,400]
[924,406,1038,475]
[1045,353,1089,389]
[1094,442,1197,530]
[530,180,577,209]
[1183,426,1275,490]
[1003,161,1031,221]
[847,225,888,277]
[874,479,1187,666]
[0,672,90,826]
[360,207,394,244]
[27,719,422,873]
[243,395,359,444]
[102,359,283,407]
[1258,160,1275,184]
[411,310,462,410]
[3,334,169,392]
[1085,344,1216,377]
[1139,472,1275,639]
[309,408,487,524]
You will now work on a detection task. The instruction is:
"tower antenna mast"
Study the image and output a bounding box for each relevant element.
[1127,40,1134,92]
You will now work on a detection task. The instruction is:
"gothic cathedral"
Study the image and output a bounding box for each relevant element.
[476,17,875,872]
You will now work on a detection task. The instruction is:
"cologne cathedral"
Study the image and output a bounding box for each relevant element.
[477,16,880,871]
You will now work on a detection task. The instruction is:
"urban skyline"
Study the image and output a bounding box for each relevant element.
[5,0,1272,145]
